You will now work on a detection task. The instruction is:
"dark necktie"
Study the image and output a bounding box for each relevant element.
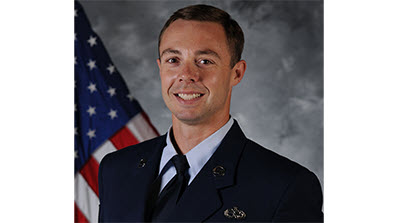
[151,154,190,222]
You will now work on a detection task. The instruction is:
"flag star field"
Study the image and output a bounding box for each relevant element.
[75,1,144,173]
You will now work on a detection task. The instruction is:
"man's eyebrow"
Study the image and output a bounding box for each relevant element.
[160,48,181,58]
[195,49,221,60]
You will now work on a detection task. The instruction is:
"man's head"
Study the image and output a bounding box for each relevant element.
[157,4,246,126]
[158,4,244,68]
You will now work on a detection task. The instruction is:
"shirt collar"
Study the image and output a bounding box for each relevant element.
[159,117,234,183]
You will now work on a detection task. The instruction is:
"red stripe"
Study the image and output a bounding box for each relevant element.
[141,111,160,136]
[78,126,139,198]
[75,203,89,223]
[79,156,100,196]
[109,126,139,150]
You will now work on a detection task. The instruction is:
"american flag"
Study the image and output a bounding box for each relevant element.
[74,2,159,222]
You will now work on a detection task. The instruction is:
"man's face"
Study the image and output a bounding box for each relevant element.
[157,19,245,125]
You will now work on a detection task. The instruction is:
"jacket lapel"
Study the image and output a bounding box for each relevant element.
[167,120,248,222]
[121,135,166,221]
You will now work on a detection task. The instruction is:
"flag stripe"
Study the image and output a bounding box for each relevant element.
[75,173,99,223]
[109,126,140,150]
[75,115,157,222]
[75,203,89,223]
[79,156,100,196]
[92,140,117,164]
[126,112,159,142]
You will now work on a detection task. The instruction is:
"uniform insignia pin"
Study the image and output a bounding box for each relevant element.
[224,206,246,220]
[138,158,146,168]
[212,165,226,177]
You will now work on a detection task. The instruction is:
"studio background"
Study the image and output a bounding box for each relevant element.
[80,0,324,189]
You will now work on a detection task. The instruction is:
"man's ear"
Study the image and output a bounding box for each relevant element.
[157,58,162,77]
[231,60,246,86]
[157,58,161,69]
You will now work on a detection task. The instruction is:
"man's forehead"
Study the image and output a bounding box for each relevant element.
[159,20,228,54]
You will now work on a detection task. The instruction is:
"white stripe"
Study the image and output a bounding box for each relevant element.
[126,113,158,142]
[75,115,157,222]
[92,140,117,164]
[75,173,99,222]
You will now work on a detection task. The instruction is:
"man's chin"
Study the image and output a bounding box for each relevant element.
[172,113,205,125]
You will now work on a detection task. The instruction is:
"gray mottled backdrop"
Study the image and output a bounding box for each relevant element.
[80,0,324,189]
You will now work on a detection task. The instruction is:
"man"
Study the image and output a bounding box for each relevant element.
[98,4,323,222]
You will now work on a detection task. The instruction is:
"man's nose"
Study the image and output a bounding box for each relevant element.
[178,63,199,83]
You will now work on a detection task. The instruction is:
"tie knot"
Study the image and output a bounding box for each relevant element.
[171,154,189,175]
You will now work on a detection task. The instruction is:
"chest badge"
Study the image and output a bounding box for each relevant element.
[212,165,226,177]
[224,206,246,220]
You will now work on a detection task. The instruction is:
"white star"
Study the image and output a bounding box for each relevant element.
[108,109,118,120]
[74,127,78,135]
[107,64,115,74]
[75,150,78,159]
[87,59,96,70]
[87,82,97,93]
[87,106,96,116]
[74,56,77,65]
[74,33,77,41]
[87,35,97,47]
[74,9,78,17]
[127,94,134,101]
[87,129,96,139]
[107,87,116,97]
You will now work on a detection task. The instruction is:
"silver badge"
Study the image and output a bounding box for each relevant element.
[224,206,246,220]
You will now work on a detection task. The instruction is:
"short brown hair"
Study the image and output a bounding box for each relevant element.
[158,4,244,68]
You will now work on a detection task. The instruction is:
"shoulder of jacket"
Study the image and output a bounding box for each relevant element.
[100,134,165,166]
[242,139,314,178]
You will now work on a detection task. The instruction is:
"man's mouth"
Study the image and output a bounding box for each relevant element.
[175,93,204,100]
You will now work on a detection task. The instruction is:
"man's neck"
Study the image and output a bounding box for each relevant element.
[171,115,230,154]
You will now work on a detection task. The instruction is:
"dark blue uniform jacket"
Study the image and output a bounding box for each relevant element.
[98,120,323,222]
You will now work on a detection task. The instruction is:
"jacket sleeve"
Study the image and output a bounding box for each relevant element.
[272,169,323,222]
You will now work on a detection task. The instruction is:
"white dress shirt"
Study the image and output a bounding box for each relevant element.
[158,117,234,193]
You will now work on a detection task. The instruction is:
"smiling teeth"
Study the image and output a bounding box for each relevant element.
[178,93,201,100]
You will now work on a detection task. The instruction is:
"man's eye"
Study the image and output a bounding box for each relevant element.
[167,58,178,63]
[199,59,212,65]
